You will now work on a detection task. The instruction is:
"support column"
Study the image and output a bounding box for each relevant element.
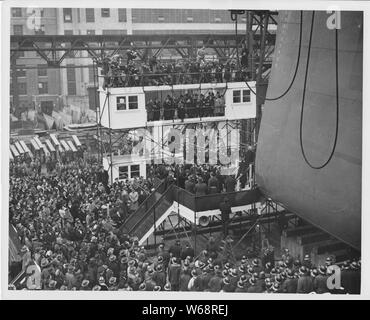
[11,55,19,117]
[126,8,133,35]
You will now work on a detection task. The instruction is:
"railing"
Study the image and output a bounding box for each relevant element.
[194,188,263,212]
[129,184,176,237]
[120,178,166,233]
[147,105,226,122]
[172,187,196,211]
[123,184,262,238]
[101,71,249,88]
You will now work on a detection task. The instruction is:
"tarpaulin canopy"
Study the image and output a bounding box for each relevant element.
[10,145,19,157]
[14,141,25,154]
[67,140,77,152]
[45,139,56,152]
[19,141,33,158]
[72,135,82,147]
[60,140,70,151]
[50,133,60,146]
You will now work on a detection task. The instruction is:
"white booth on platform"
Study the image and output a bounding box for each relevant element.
[98,81,256,130]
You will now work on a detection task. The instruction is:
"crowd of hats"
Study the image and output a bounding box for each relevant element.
[9,152,360,293]
[12,237,361,294]
[101,51,247,88]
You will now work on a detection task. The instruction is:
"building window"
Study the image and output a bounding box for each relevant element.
[88,65,97,83]
[86,8,95,22]
[13,25,23,35]
[101,8,110,17]
[128,96,138,109]
[38,82,48,94]
[130,165,140,178]
[67,82,76,95]
[63,8,72,22]
[12,8,22,17]
[116,96,127,110]
[233,90,241,103]
[118,9,126,22]
[35,25,45,35]
[86,29,95,35]
[18,83,27,95]
[67,65,76,95]
[37,65,47,77]
[119,166,128,179]
[242,89,251,102]
[64,30,73,35]
[16,66,26,77]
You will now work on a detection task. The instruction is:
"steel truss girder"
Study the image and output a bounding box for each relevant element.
[11,33,276,66]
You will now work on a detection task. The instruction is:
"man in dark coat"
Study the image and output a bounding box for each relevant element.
[297,266,314,293]
[208,268,223,292]
[314,266,329,294]
[282,269,298,293]
[181,243,195,261]
[219,197,232,238]
[224,175,236,193]
[152,264,166,289]
[195,177,208,196]
[169,240,182,259]
[208,172,220,194]
[179,269,191,291]
[184,177,195,194]
[168,257,181,291]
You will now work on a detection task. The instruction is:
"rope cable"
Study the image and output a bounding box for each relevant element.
[244,10,303,101]
[299,11,339,169]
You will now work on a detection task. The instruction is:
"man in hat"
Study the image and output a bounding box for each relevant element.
[219,197,232,237]
[20,245,32,271]
[144,268,157,291]
[187,269,198,291]
[341,261,361,294]
[281,269,298,293]
[224,175,236,193]
[297,266,313,293]
[181,243,195,262]
[229,268,239,289]
[157,244,170,270]
[152,264,166,290]
[98,276,109,291]
[302,254,313,269]
[168,257,181,291]
[169,240,182,259]
[208,172,220,194]
[108,277,118,291]
[222,277,235,292]
[208,265,223,292]
[81,279,91,291]
[195,177,208,196]
[185,176,196,194]
[179,267,191,291]
[313,266,329,294]
[235,280,246,293]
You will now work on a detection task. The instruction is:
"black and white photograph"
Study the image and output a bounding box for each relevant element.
[2,0,366,300]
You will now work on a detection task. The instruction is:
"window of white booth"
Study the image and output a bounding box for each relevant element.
[116,95,139,111]
[118,164,141,180]
[232,89,251,103]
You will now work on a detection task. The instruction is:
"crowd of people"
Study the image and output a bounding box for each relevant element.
[146,91,226,122]
[11,232,361,293]
[9,148,361,294]
[100,45,249,89]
